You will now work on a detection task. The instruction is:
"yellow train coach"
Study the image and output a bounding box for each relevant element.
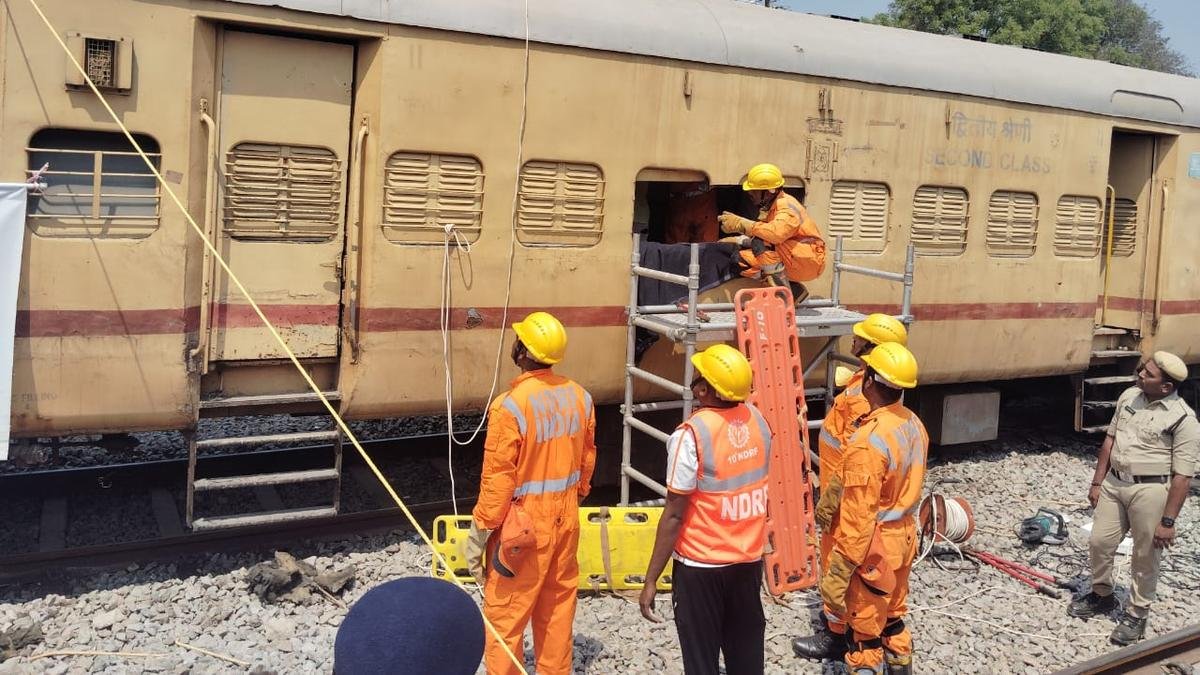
[4,0,1199,442]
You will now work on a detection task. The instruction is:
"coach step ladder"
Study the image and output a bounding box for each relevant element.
[1075,327,1140,433]
[187,391,344,531]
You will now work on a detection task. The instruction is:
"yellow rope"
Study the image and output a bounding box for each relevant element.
[21,1,525,671]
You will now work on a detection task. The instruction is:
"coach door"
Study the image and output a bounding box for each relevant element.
[210,30,353,361]
[1099,132,1155,330]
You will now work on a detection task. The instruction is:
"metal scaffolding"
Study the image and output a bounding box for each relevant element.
[619,235,915,504]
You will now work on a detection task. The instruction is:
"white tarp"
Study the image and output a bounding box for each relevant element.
[0,183,28,460]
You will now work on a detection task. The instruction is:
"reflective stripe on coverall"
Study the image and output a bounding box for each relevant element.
[672,403,774,564]
[833,401,928,674]
[473,369,597,675]
[736,191,826,282]
[818,369,868,629]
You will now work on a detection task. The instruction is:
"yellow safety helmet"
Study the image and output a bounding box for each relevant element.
[860,342,918,390]
[741,163,786,191]
[512,311,567,365]
[690,344,753,402]
[852,313,908,347]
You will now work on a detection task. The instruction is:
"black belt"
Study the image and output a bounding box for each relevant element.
[1109,468,1169,484]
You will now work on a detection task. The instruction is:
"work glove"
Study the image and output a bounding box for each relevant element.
[815,475,843,531]
[465,521,493,586]
[718,211,756,235]
[819,550,855,617]
[718,235,751,247]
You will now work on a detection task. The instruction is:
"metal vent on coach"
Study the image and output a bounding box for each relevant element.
[64,32,132,92]
[1053,195,1103,258]
[828,180,889,253]
[911,185,968,256]
[517,161,605,247]
[985,190,1038,258]
[382,152,484,245]
[222,143,342,241]
[1103,197,1138,257]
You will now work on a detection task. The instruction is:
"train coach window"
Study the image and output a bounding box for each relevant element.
[517,160,604,247]
[911,185,968,256]
[986,190,1038,258]
[829,181,889,253]
[222,143,342,242]
[381,152,483,245]
[1053,195,1103,258]
[25,128,160,238]
[1103,197,1138,257]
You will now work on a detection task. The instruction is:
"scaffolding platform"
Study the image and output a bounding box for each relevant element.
[619,234,915,505]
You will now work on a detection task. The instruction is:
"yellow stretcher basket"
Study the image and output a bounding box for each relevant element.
[431,506,672,591]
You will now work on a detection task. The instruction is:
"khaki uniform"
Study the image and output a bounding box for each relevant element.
[1090,387,1200,618]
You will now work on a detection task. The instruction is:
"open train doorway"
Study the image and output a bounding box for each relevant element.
[207,30,354,364]
[632,168,806,244]
[1100,130,1175,331]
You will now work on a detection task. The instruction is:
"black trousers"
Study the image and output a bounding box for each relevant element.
[672,560,765,675]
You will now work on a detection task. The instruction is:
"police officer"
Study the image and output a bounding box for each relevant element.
[639,344,774,675]
[1068,351,1200,645]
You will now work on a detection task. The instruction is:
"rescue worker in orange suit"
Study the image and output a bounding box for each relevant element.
[664,180,720,244]
[639,344,774,675]
[793,314,909,662]
[464,311,597,675]
[718,163,826,303]
[800,342,927,675]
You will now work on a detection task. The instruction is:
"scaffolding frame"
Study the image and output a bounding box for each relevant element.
[619,235,915,504]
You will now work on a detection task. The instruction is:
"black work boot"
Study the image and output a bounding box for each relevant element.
[791,629,847,660]
[1109,612,1147,645]
[1067,591,1117,618]
[789,281,809,305]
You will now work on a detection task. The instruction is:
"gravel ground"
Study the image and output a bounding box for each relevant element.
[0,430,1197,674]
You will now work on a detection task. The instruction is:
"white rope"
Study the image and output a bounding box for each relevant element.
[438,0,531,508]
[915,493,971,568]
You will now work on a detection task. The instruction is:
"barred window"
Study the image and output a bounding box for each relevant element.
[986,191,1038,257]
[1053,195,1103,258]
[222,143,342,241]
[828,181,889,253]
[25,128,160,238]
[911,185,969,256]
[382,152,483,244]
[1103,197,1137,258]
[517,161,604,247]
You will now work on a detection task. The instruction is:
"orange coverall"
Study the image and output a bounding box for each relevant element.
[664,182,719,244]
[817,369,868,627]
[473,369,597,675]
[737,191,826,282]
[832,401,928,674]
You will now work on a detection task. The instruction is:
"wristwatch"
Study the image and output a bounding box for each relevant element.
[1161,516,1176,528]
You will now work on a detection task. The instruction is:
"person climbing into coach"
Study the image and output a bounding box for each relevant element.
[638,344,774,675]
[800,342,927,675]
[1067,351,1199,645]
[717,162,826,304]
[465,311,597,675]
[793,313,909,663]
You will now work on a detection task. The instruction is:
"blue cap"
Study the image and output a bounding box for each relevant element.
[334,577,484,674]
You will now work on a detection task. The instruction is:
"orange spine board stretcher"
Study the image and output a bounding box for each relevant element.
[734,287,819,593]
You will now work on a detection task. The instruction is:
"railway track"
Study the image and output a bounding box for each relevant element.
[0,434,480,580]
[1055,623,1200,674]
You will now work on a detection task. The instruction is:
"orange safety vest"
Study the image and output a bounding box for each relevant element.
[818,368,868,491]
[473,370,596,529]
[749,192,826,282]
[674,403,773,565]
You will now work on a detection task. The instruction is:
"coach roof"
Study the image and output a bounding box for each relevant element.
[223,0,1200,128]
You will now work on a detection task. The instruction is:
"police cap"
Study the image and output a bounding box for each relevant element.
[1152,351,1188,382]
